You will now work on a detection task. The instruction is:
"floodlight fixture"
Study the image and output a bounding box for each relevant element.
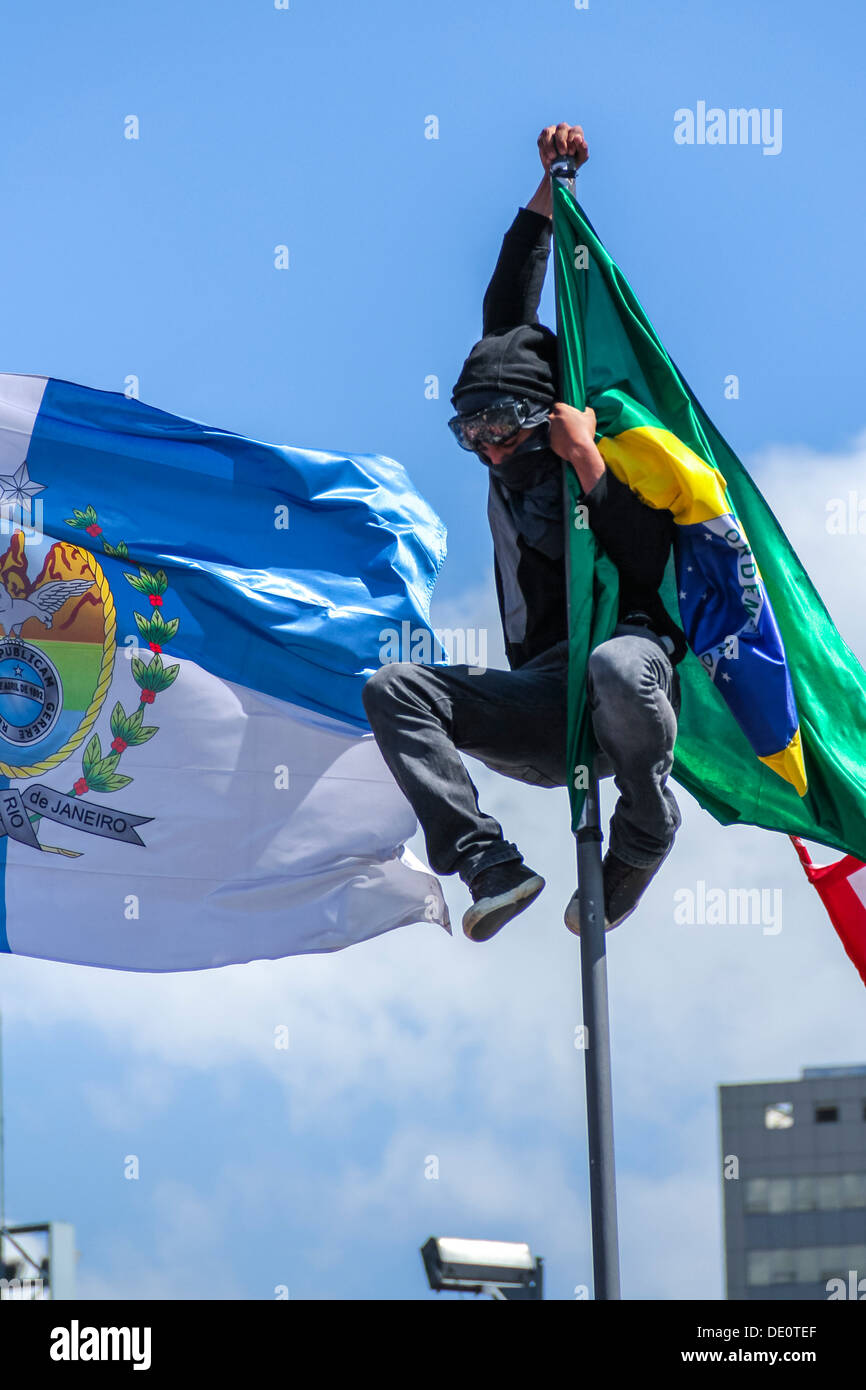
[420,1236,543,1300]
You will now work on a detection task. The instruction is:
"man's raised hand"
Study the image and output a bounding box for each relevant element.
[526,124,588,219]
[537,123,588,172]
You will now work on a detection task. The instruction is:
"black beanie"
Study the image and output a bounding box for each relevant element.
[451,323,559,411]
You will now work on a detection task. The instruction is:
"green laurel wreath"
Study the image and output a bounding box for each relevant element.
[64,509,180,798]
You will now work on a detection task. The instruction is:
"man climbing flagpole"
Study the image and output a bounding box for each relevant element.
[365,124,686,953]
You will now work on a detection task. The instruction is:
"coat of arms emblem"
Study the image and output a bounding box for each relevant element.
[0,463,179,856]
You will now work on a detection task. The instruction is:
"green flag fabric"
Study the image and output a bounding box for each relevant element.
[554,182,866,858]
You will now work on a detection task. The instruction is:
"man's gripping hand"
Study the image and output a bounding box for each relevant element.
[537,123,589,173]
[526,124,588,219]
[548,403,605,492]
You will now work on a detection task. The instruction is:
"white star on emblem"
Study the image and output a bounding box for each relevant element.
[686,565,694,573]
[721,671,731,682]
[679,590,687,600]
[13,665,23,677]
[0,460,45,506]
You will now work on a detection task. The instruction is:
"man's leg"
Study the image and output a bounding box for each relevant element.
[587,629,681,867]
[361,642,569,887]
[565,627,681,935]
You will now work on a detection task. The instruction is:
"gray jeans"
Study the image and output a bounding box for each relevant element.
[361,623,681,885]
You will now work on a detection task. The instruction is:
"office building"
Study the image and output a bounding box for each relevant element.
[720,1065,866,1299]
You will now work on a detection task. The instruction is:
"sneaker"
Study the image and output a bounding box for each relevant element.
[564,844,673,935]
[462,860,545,942]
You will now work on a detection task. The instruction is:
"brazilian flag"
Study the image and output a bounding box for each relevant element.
[554,181,866,858]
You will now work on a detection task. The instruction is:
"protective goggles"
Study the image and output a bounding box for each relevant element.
[448,398,550,453]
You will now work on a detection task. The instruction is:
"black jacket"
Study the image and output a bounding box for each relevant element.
[479,207,687,668]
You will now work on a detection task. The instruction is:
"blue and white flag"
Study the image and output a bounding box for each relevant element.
[0,374,450,970]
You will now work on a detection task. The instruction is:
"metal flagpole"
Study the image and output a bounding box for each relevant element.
[550,151,622,1300]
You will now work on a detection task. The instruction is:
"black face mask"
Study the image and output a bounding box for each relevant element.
[481,424,561,493]
[492,448,561,493]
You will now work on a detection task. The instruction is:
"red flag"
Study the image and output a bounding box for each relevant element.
[790,836,866,988]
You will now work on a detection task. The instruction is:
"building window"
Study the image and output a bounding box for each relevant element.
[815,1105,839,1123]
[842,1173,866,1209]
[793,1176,818,1212]
[747,1244,866,1287]
[764,1102,794,1129]
[744,1172,866,1214]
[745,1178,770,1213]
[768,1178,793,1213]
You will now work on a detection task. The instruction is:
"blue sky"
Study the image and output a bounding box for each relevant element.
[2,0,866,1301]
